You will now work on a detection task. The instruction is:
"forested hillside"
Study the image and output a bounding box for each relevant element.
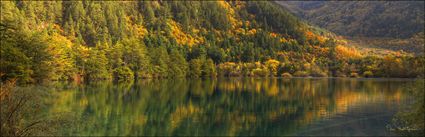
[277,1,425,38]
[1,1,423,83]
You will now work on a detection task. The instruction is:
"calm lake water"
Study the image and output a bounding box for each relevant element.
[44,78,414,136]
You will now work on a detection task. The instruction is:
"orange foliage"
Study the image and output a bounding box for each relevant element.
[167,19,203,46]
[305,30,328,44]
[335,45,362,59]
[305,31,315,40]
[235,28,246,35]
[316,35,326,43]
[247,29,257,35]
[269,32,278,38]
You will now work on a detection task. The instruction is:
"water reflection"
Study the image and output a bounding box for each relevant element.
[47,78,412,136]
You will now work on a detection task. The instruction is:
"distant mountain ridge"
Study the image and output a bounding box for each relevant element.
[276,1,425,38]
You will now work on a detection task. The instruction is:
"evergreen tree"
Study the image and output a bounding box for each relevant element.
[202,58,216,77]
[189,59,203,77]
[168,49,189,77]
[150,46,169,77]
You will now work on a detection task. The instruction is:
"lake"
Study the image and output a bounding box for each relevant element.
[44,78,414,136]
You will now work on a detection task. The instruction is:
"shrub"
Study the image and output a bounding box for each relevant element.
[311,72,327,77]
[335,71,347,77]
[350,72,359,78]
[252,68,268,77]
[310,67,328,77]
[114,66,134,81]
[363,71,374,78]
[281,73,292,78]
[293,71,309,77]
[218,62,240,77]
[137,70,153,79]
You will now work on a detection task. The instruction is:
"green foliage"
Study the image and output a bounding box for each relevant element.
[217,62,240,77]
[42,32,77,81]
[207,46,226,63]
[189,59,203,78]
[0,21,51,83]
[83,49,110,81]
[202,58,216,77]
[202,1,231,31]
[168,49,188,77]
[119,38,151,78]
[309,63,327,77]
[0,1,423,83]
[150,46,169,78]
[113,65,134,81]
[363,71,374,78]
[246,1,305,42]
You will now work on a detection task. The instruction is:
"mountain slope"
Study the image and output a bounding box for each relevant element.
[1,1,423,83]
[277,1,425,39]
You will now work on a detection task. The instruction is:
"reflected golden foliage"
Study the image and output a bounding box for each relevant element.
[45,78,410,136]
[170,103,202,130]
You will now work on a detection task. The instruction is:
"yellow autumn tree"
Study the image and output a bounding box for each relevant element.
[167,19,203,47]
[43,32,76,81]
[335,45,362,59]
[265,59,280,76]
[217,1,238,29]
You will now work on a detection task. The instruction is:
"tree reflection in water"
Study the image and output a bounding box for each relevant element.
[47,78,411,136]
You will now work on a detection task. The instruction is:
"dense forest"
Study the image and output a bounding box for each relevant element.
[277,1,425,39]
[1,1,424,84]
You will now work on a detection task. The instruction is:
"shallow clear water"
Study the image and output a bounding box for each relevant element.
[45,78,414,136]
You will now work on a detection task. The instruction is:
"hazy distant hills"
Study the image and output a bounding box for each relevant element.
[276,1,424,39]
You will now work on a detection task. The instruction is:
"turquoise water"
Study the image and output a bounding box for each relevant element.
[45,78,413,136]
